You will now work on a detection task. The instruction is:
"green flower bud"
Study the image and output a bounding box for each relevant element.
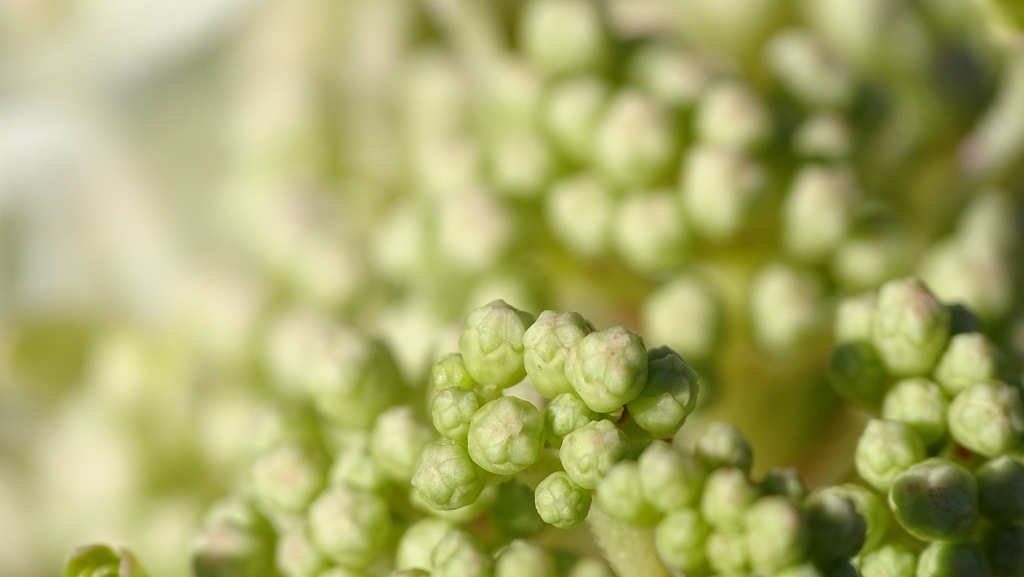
[431,530,493,577]
[596,461,663,527]
[308,485,392,568]
[871,278,951,376]
[251,440,327,513]
[542,78,608,163]
[409,484,498,524]
[889,458,978,542]
[523,310,592,398]
[191,500,277,577]
[806,488,867,565]
[695,422,754,473]
[976,455,1024,523]
[431,353,476,392]
[832,235,904,293]
[638,440,706,511]
[495,540,557,577]
[276,524,325,577]
[559,419,631,489]
[828,341,888,408]
[519,0,605,76]
[855,419,926,492]
[831,483,889,554]
[459,300,535,389]
[628,45,711,108]
[641,276,721,361]
[759,468,808,502]
[680,145,764,242]
[882,378,949,446]
[65,544,147,577]
[627,350,699,438]
[947,381,1024,458]
[984,524,1024,577]
[467,396,545,475]
[765,30,854,108]
[749,263,823,353]
[701,467,761,530]
[396,518,455,571]
[595,90,674,187]
[916,541,989,577]
[535,471,592,528]
[695,82,769,149]
[743,496,809,573]
[432,387,484,442]
[934,333,999,396]
[489,480,546,538]
[371,406,434,483]
[544,174,615,258]
[544,392,598,448]
[794,112,851,159]
[612,190,689,274]
[706,530,750,576]
[858,543,917,577]
[412,440,487,510]
[568,558,615,577]
[565,326,648,413]
[782,165,857,261]
[654,508,711,575]
[489,130,551,198]
[329,433,387,493]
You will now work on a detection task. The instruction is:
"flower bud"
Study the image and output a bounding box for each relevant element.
[627,349,700,438]
[495,540,557,577]
[596,461,663,526]
[889,458,978,542]
[794,112,852,159]
[641,276,721,361]
[523,310,592,398]
[251,440,327,513]
[831,484,888,554]
[535,471,592,528]
[806,488,867,565]
[855,419,926,492]
[695,82,769,149]
[544,392,598,448]
[430,353,477,392]
[595,90,674,187]
[65,545,147,577]
[765,30,854,108]
[431,387,484,442]
[701,467,761,530]
[759,467,808,502]
[566,326,648,413]
[371,406,434,483]
[459,300,535,389]
[308,485,392,568]
[395,518,455,571]
[638,440,706,511]
[559,419,631,489]
[612,190,689,274]
[628,45,711,108]
[680,145,764,242]
[828,342,887,408]
[706,530,750,576]
[191,500,277,577]
[412,440,487,510]
[544,174,615,258]
[568,558,615,577]
[695,422,754,473]
[749,263,823,353]
[976,455,1024,523]
[542,77,609,162]
[881,378,949,446]
[431,530,493,577]
[276,524,325,577]
[519,0,605,76]
[654,508,711,575]
[916,541,989,577]
[467,396,546,475]
[934,333,999,396]
[329,433,387,493]
[489,130,552,197]
[744,496,809,573]
[984,524,1024,577]
[782,165,857,262]
[437,190,513,273]
[871,278,950,376]
[947,381,1024,458]
[858,543,917,577]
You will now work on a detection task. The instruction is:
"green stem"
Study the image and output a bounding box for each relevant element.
[588,506,671,577]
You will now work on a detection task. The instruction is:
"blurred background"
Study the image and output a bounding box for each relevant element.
[1,0,1023,576]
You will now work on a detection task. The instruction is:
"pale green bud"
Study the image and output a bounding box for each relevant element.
[479,58,542,137]
[976,455,1024,523]
[519,0,605,76]
[706,530,750,576]
[749,263,823,353]
[412,440,487,510]
[544,392,598,448]
[330,433,387,493]
[641,276,721,361]
[680,145,764,242]
[765,30,854,108]
[431,353,477,392]
[371,406,434,483]
[759,468,808,502]
[832,235,905,293]
[916,541,989,577]
[934,333,999,396]
[855,419,926,492]
[559,419,631,489]
[695,82,769,149]
[882,378,949,446]
[828,341,887,408]
[431,530,493,577]
[542,77,608,162]
[569,558,615,577]
[436,190,513,273]
[251,440,326,513]
[431,387,484,442]
[948,381,1024,458]
[858,543,917,577]
[638,440,706,511]
[318,567,368,577]
[276,524,325,577]
[534,471,592,528]
[871,278,950,376]
[65,545,147,577]
[782,165,856,262]
[396,518,455,571]
[191,500,277,577]
[889,458,978,542]
[695,422,754,473]
[544,174,615,258]
[612,190,689,274]
[595,90,674,187]
[308,485,392,568]
[806,488,867,565]
[495,540,557,577]
[918,238,1012,322]
[489,130,552,198]
[409,485,498,524]
[566,326,648,413]
[523,310,592,398]
[628,45,712,108]
[793,112,852,159]
[835,293,878,343]
[654,508,711,574]
[596,461,663,526]
[984,524,1024,577]
[627,349,699,438]
[467,396,545,475]
[459,300,535,389]
[831,483,888,554]
[701,467,761,530]
[744,496,809,573]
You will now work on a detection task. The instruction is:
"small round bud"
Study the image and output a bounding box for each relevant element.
[308,486,392,568]
[638,440,706,511]
[680,145,764,242]
[542,78,608,162]
[412,440,487,510]
[251,440,326,513]
[706,530,750,576]
[276,524,325,577]
[569,558,615,577]
[947,381,1024,458]
[535,471,592,528]
[329,433,387,493]
[595,90,674,187]
[882,378,949,446]
[984,524,1024,577]
[523,310,592,398]
[559,419,631,489]
[806,488,867,565]
[459,300,535,389]
[701,467,761,530]
[596,461,663,527]
[750,264,823,353]
[495,540,557,577]
[695,422,754,473]
[544,392,598,448]
[371,406,434,483]
[830,484,889,554]
[430,353,477,391]
[794,112,851,159]
[832,235,904,293]
[408,485,498,524]
[858,543,917,577]
[431,387,484,442]
[888,458,978,542]
[654,508,711,575]
[641,277,721,361]
[489,130,552,198]
[612,190,689,274]
[782,165,857,261]
[744,496,809,573]
[544,174,615,258]
[695,82,769,149]
[871,278,950,376]
[835,293,877,344]
[627,350,700,438]
[759,467,808,502]
[467,396,546,475]
[628,45,711,108]
[566,326,648,413]
[976,455,1024,523]
[828,342,887,408]
[855,419,926,492]
[431,530,493,577]
[191,500,277,577]
[519,0,605,76]
[65,545,146,577]
[916,541,989,577]
[765,30,854,108]
[395,518,455,571]
[934,333,999,396]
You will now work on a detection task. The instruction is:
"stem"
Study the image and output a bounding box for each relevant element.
[588,506,672,577]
